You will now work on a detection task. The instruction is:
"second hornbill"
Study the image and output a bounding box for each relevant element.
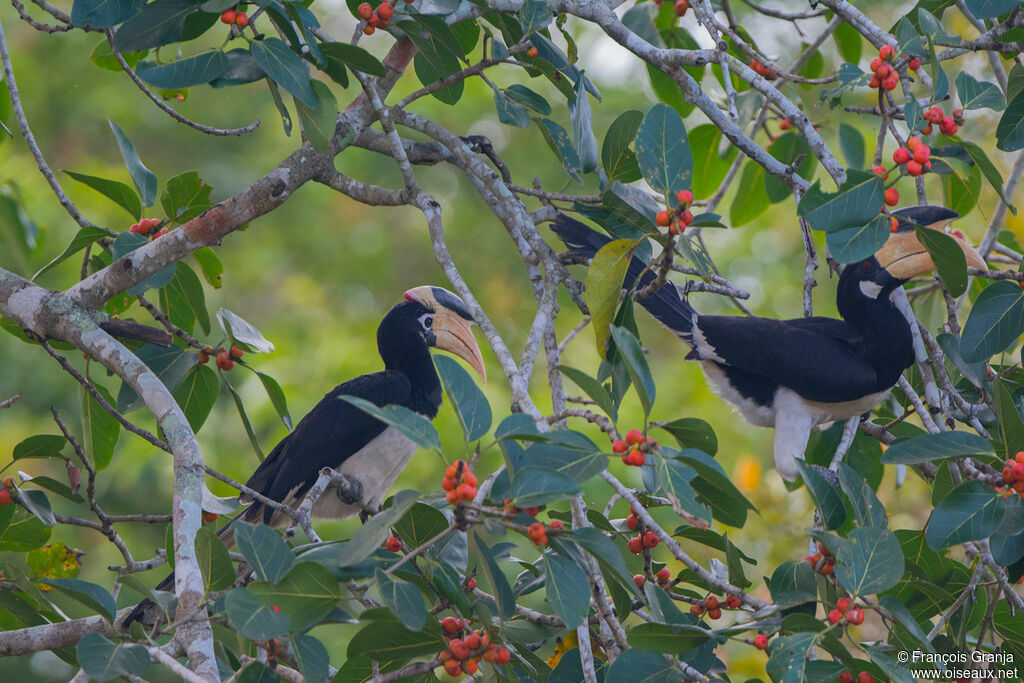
[553,206,985,480]
[122,285,485,628]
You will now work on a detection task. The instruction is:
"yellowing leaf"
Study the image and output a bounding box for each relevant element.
[586,238,637,357]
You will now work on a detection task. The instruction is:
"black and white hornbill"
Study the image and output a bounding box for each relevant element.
[553,206,985,481]
[122,285,485,628]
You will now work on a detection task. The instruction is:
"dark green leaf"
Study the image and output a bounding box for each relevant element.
[13,435,66,460]
[193,248,223,288]
[688,124,735,200]
[652,454,710,524]
[223,374,263,460]
[519,0,552,33]
[565,527,638,593]
[89,39,147,71]
[960,140,1016,213]
[19,489,55,527]
[39,578,116,622]
[72,0,144,28]
[116,343,196,412]
[766,632,819,683]
[196,526,234,591]
[346,618,444,664]
[635,103,692,198]
[511,466,581,507]
[670,448,755,526]
[882,431,994,464]
[233,522,295,584]
[435,355,491,441]
[504,84,551,115]
[394,502,449,548]
[471,532,515,621]
[250,38,317,108]
[838,123,866,170]
[108,121,157,207]
[959,280,1024,362]
[75,633,149,682]
[797,461,846,530]
[626,622,712,653]
[25,476,82,502]
[81,384,119,470]
[914,224,969,296]
[254,371,291,431]
[173,364,218,432]
[136,51,229,89]
[210,48,267,88]
[0,506,51,551]
[295,81,338,154]
[609,325,655,416]
[342,490,420,568]
[926,480,1007,550]
[832,21,863,63]
[225,587,290,640]
[991,496,1024,566]
[837,463,887,528]
[601,110,643,183]
[161,171,212,223]
[216,308,275,353]
[769,561,817,605]
[605,648,685,683]
[534,117,582,182]
[339,396,440,450]
[33,226,110,280]
[836,526,904,596]
[65,172,140,219]
[542,552,589,630]
[492,86,530,127]
[570,76,599,174]
[827,215,891,264]
[111,0,196,52]
[375,568,426,631]
[559,365,617,422]
[797,169,883,232]
[250,562,342,632]
[963,0,1021,19]
[729,159,770,227]
[764,132,816,203]
[997,91,1024,152]
[290,634,329,683]
[956,72,1006,111]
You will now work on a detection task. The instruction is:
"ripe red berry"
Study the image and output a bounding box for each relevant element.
[909,57,921,70]
[725,594,741,608]
[828,609,843,624]
[2,477,14,489]
[357,2,373,18]
[952,108,963,119]
[819,561,834,575]
[940,116,956,132]
[906,160,924,176]
[465,632,481,649]
[548,520,564,535]
[707,607,722,619]
[151,227,167,240]
[197,351,209,364]
[869,57,883,73]
[676,189,693,205]
[527,522,544,539]
[216,353,235,371]
[884,187,899,206]
[363,25,375,34]
[628,536,643,554]
[690,603,704,615]
[496,647,511,665]
[875,63,893,79]
[869,75,881,89]
[443,659,461,676]
[674,0,689,16]
[626,513,639,530]
[612,439,629,454]
[878,45,895,60]
[449,638,470,660]
[234,11,248,27]
[872,165,889,180]
[442,616,460,634]
[779,119,791,130]
[1016,452,1024,464]
[202,511,218,523]
[643,531,659,548]
[625,429,644,445]
[858,672,875,683]
[221,9,236,24]
[680,209,694,227]
[385,534,401,552]
[753,633,768,650]
[229,345,244,359]
[456,483,476,501]
[837,597,851,612]
[633,574,646,587]
[906,136,921,150]
[881,75,898,90]
[847,608,865,625]
[803,554,817,565]
[890,217,899,232]
[657,568,671,581]
[655,210,671,227]
[445,489,460,505]
[839,673,853,683]
[893,148,911,164]
[628,451,646,466]
[1012,463,1024,480]
[466,577,476,589]
[377,2,394,20]
[704,595,719,609]
[921,123,934,135]
[526,46,538,58]
[0,490,11,506]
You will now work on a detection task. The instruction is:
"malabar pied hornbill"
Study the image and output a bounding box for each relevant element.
[553,206,985,480]
[122,285,485,628]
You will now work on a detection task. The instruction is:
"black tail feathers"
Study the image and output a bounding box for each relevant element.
[551,214,696,340]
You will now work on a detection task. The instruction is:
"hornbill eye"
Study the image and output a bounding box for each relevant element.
[861,260,872,270]
[419,314,434,329]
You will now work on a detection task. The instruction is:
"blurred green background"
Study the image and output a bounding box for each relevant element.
[0,1,1020,679]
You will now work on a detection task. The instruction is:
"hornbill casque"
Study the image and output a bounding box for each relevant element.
[122,285,485,628]
[553,206,985,481]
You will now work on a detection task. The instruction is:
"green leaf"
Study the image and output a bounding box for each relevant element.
[64,171,140,219]
[865,644,917,683]
[838,123,866,170]
[835,527,904,596]
[635,103,692,198]
[960,140,1016,213]
[492,86,530,127]
[295,81,338,154]
[223,373,263,460]
[626,622,712,653]
[797,461,846,530]
[25,476,82,502]
[766,632,819,683]
[249,562,342,633]
[435,355,491,441]
[511,466,581,507]
[32,226,110,281]
[964,0,1021,19]
[136,51,229,89]
[161,171,212,223]
[878,595,937,654]
[108,121,157,207]
[196,526,234,592]
[559,365,617,422]
[519,0,552,33]
[832,21,863,63]
[670,448,754,527]
[534,117,582,182]
[394,502,449,548]
[19,489,56,527]
[173,364,218,432]
[404,16,465,105]
[289,634,329,683]
[250,38,317,108]
[826,215,891,264]
[72,0,144,28]
[601,110,643,183]
[837,463,887,528]
[13,435,66,460]
[89,39,147,71]
[116,344,196,412]
[797,169,883,232]
[193,247,223,288]
[959,280,1024,362]
[375,569,426,631]
[341,490,420,568]
[225,587,290,640]
[254,371,292,431]
[688,124,736,200]
[317,42,385,77]
[605,648,685,683]
[542,551,590,630]
[0,507,51,551]
[926,480,1007,550]
[609,325,655,416]
[997,91,1024,152]
[956,72,1006,111]
[764,132,817,203]
[111,0,196,52]
[39,578,116,622]
[216,308,275,353]
[565,527,638,594]
[882,431,995,464]
[81,384,119,470]
[729,159,770,227]
[346,617,445,664]
[652,454,710,524]
[504,84,550,115]
[587,239,636,357]
[75,633,149,682]
[338,396,441,450]
[232,522,295,584]
[163,261,209,335]
[941,158,982,216]
[471,532,515,621]
[991,493,1024,566]
[913,224,969,296]
[570,76,599,174]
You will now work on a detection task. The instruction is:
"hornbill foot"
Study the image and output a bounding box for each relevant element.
[359,504,383,524]
[334,474,363,505]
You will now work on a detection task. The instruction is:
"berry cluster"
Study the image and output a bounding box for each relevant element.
[357,1,403,36]
[526,520,563,546]
[437,618,510,676]
[611,429,656,466]
[633,567,672,589]
[838,671,875,683]
[748,58,777,80]
[688,594,741,620]
[442,460,477,505]
[654,189,695,235]
[384,534,402,552]
[827,597,865,625]
[923,105,963,136]
[220,6,250,27]
[892,136,932,177]
[1000,452,1024,494]
[627,530,659,554]
[129,218,166,240]
[199,345,244,371]
[503,499,540,517]
[0,477,13,506]
[803,542,835,575]
[868,45,900,91]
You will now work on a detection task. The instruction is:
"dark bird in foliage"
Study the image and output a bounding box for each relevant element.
[122,285,485,629]
[553,206,985,480]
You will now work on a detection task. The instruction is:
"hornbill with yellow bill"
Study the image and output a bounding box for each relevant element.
[122,285,485,628]
[553,206,985,480]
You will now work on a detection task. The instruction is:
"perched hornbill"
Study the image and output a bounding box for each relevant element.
[553,206,985,480]
[122,285,485,628]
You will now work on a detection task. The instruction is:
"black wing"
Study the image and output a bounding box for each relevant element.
[243,370,412,522]
[696,315,880,403]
